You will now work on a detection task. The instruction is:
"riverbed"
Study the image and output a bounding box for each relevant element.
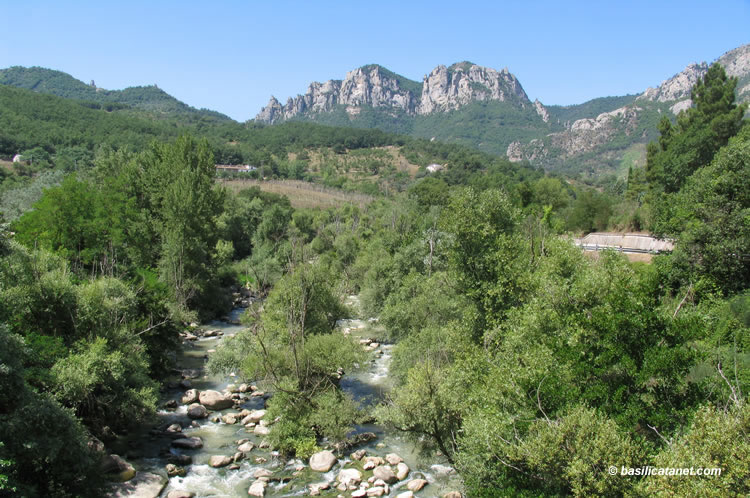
[114,297,463,497]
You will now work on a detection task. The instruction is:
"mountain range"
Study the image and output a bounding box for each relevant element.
[1,44,748,179]
[255,44,750,178]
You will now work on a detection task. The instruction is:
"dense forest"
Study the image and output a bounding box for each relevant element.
[0,63,748,497]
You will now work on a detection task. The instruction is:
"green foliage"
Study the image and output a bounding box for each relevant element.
[441,188,529,335]
[655,128,750,294]
[52,337,158,433]
[0,326,102,497]
[461,405,643,497]
[638,403,750,497]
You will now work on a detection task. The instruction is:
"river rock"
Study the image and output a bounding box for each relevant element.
[351,489,367,498]
[167,454,192,466]
[167,492,195,498]
[165,463,186,477]
[239,383,250,393]
[253,468,273,479]
[199,390,234,410]
[362,456,385,470]
[172,437,203,449]
[108,472,167,498]
[247,479,267,497]
[337,468,362,486]
[166,423,182,433]
[396,462,410,481]
[395,492,414,498]
[241,409,267,425]
[351,449,367,460]
[443,493,462,498]
[209,455,232,468]
[309,450,337,472]
[309,481,330,495]
[254,425,270,436]
[181,389,199,404]
[238,441,255,453]
[367,487,386,497]
[385,453,403,465]
[373,466,397,484]
[406,479,428,492]
[187,403,208,419]
[101,454,136,482]
[222,413,238,424]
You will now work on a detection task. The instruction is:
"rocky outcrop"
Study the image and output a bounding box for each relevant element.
[256,65,418,123]
[418,62,529,114]
[641,62,708,102]
[534,99,550,122]
[256,62,531,123]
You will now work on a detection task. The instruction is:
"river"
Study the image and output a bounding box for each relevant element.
[113,296,462,497]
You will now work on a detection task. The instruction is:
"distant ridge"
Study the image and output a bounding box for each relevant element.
[0,66,233,121]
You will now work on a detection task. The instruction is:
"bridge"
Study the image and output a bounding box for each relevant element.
[573,233,674,255]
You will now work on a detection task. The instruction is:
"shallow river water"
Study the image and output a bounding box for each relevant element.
[115,297,462,497]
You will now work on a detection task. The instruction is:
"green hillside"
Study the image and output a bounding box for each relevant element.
[0,66,232,121]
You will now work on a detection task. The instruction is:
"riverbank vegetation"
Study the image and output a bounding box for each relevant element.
[1,64,748,496]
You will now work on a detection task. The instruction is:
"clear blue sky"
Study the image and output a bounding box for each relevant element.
[1,1,748,121]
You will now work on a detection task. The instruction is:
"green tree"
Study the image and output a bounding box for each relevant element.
[647,63,746,195]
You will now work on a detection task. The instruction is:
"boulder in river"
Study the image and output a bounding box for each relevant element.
[373,465,398,484]
[443,493,462,498]
[181,389,199,404]
[253,425,270,436]
[101,454,136,482]
[337,468,362,486]
[167,454,192,465]
[167,491,195,498]
[167,492,195,498]
[172,437,203,449]
[166,423,182,433]
[309,450,337,472]
[165,463,186,477]
[222,413,238,424]
[238,441,255,453]
[247,479,267,497]
[406,478,428,492]
[351,449,367,460]
[385,453,403,465]
[362,456,385,470]
[241,409,266,425]
[253,468,273,479]
[199,390,234,410]
[395,492,414,498]
[108,472,167,498]
[209,455,232,468]
[396,462,410,481]
[187,403,207,419]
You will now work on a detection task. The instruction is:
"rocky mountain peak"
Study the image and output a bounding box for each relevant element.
[256,61,532,123]
[640,62,709,103]
[418,62,530,114]
[255,64,419,123]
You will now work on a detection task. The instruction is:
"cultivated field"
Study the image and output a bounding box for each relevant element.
[219,179,374,209]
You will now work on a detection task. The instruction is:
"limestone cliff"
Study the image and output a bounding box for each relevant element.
[255,61,532,123]
[417,62,530,114]
[256,65,418,124]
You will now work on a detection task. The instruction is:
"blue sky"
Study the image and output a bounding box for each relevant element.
[1,1,748,121]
